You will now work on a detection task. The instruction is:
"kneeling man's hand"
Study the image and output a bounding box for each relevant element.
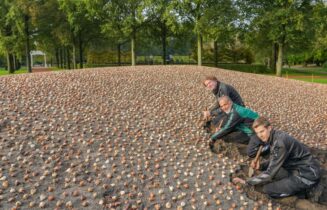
[203,111,210,119]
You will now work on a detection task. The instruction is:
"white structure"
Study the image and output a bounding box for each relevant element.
[30,50,47,67]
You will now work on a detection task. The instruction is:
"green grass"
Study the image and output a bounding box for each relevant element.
[290,77,327,84]
[0,68,28,76]
[216,63,270,74]
[48,66,64,71]
[282,67,327,84]
[282,67,327,76]
[0,66,64,76]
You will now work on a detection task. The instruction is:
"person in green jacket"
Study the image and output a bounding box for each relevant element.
[209,96,269,157]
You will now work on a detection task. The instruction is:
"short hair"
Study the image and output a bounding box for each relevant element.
[252,117,271,129]
[218,95,231,103]
[202,76,218,86]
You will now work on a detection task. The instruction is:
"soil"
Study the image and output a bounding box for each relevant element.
[32,67,51,73]
[210,138,327,210]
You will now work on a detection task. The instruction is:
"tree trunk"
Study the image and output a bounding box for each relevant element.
[161,23,167,65]
[67,48,71,69]
[271,43,278,73]
[72,44,76,69]
[131,30,136,66]
[13,54,17,70]
[24,15,32,73]
[55,48,59,68]
[63,48,66,69]
[60,48,64,69]
[117,43,121,66]
[214,40,218,67]
[6,52,15,73]
[276,43,283,77]
[197,33,202,66]
[78,31,83,68]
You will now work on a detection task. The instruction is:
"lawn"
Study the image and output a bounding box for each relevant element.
[288,77,327,84]
[0,66,63,76]
[0,68,28,76]
[282,67,327,84]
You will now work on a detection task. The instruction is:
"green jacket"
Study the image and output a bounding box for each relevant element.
[211,103,259,141]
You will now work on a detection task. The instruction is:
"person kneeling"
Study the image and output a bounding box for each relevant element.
[247,117,321,198]
[209,96,261,153]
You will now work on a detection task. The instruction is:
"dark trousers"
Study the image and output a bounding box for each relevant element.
[262,168,316,198]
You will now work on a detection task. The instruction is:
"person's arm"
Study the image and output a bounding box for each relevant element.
[209,98,219,116]
[247,140,288,186]
[259,160,270,171]
[210,110,242,141]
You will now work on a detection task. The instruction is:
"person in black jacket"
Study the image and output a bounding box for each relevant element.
[202,76,245,129]
[247,117,321,198]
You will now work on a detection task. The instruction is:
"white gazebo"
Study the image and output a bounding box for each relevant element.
[30,50,47,67]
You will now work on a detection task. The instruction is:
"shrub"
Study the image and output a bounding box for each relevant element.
[323,61,327,68]
[216,63,271,74]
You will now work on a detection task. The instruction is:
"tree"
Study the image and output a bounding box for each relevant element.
[85,0,127,66]
[202,0,238,66]
[171,0,224,66]
[58,0,103,69]
[93,0,146,66]
[0,0,31,73]
[238,0,317,76]
[311,1,327,65]
[15,0,35,72]
[144,0,178,64]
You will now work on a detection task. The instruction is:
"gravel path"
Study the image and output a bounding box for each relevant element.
[0,65,326,209]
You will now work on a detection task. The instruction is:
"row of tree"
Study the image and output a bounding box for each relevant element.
[1,0,327,76]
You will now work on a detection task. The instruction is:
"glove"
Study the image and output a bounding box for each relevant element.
[247,173,270,186]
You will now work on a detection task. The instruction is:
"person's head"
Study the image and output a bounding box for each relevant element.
[218,96,233,113]
[202,76,219,90]
[252,117,272,142]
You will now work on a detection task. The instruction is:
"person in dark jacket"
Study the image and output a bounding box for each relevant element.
[209,96,268,156]
[202,76,244,128]
[247,117,321,198]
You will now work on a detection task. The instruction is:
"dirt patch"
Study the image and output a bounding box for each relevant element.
[212,140,327,210]
[32,67,51,73]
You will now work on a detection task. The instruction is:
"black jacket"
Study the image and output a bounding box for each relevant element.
[210,82,244,115]
[248,129,321,185]
[213,82,244,106]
